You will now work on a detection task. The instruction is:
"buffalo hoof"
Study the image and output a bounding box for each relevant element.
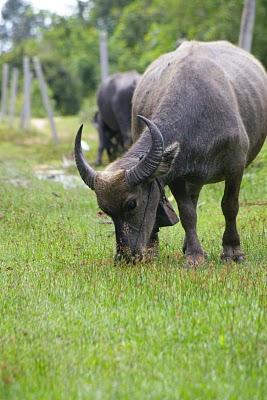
[221,246,245,263]
[221,253,245,263]
[185,253,206,268]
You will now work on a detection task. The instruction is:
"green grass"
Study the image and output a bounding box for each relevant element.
[0,120,266,399]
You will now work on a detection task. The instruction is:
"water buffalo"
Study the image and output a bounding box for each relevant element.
[75,41,267,266]
[94,71,140,165]
[92,110,122,164]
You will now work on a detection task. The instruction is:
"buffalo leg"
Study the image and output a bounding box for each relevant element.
[221,172,245,262]
[170,180,204,266]
[107,133,121,162]
[147,230,159,259]
[182,183,203,254]
[95,119,106,166]
[113,106,132,149]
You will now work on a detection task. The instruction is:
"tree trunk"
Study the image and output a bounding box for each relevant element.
[8,67,19,127]
[20,56,31,130]
[33,57,59,144]
[99,30,109,82]
[239,0,256,52]
[0,63,9,120]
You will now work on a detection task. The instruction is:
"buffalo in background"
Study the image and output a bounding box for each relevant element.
[93,71,140,165]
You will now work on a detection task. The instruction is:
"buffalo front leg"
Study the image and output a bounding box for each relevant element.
[182,183,203,254]
[146,229,159,260]
[221,172,245,262]
[170,180,205,267]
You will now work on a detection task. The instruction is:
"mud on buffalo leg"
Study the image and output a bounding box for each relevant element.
[221,170,245,262]
[170,180,205,266]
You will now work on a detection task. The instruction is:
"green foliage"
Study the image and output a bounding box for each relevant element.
[0,0,49,46]
[90,0,133,32]
[110,0,158,71]
[111,0,247,71]
[0,0,267,115]
[30,79,56,118]
[42,60,82,116]
[41,18,100,96]
[253,0,267,66]
[112,0,266,71]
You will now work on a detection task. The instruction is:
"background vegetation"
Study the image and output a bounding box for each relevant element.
[0,0,267,116]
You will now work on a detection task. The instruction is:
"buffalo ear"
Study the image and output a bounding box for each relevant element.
[156,198,179,227]
[152,142,180,178]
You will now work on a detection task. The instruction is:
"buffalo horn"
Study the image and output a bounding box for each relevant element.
[126,115,164,185]
[74,125,96,190]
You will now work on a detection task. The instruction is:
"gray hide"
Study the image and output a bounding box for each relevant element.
[94,71,140,165]
[75,41,267,265]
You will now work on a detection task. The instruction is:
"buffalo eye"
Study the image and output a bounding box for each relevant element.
[126,199,137,211]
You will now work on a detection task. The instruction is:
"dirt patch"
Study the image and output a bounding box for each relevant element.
[34,165,84,189]
[31,118,48,131]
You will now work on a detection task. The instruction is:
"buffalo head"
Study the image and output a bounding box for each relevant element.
[75,116,179,263]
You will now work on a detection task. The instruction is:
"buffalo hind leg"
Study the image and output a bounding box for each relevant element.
[114,106,132,149]
[221,171,245,262]
[170,180,204,267]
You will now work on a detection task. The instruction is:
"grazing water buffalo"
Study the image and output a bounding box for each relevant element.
[75,41,267,266]
[94,71,140,165]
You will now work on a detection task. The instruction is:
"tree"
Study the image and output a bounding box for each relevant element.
[239,0,256,51]
[43,60,82,116]
[1,0,267,116]
[90,0,133,31]
[0,0,48,49]
[75,1,90,22]
[110,0,245,72]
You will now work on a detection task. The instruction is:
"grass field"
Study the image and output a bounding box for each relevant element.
[0,118,266,399]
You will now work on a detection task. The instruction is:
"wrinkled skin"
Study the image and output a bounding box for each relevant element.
[75,41,267,266]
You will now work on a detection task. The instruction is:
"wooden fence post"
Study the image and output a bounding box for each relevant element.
[33,57,59,143]
[8,68,19,127]
[0,63,9,121]
[99,30,109,82]
[20,56,31,130]
[239,0,256,52]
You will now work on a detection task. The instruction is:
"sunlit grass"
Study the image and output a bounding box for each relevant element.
[0,122,266,399]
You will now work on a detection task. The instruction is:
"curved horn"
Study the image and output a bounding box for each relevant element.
[126,115,164,185]
[74,125,96,190]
